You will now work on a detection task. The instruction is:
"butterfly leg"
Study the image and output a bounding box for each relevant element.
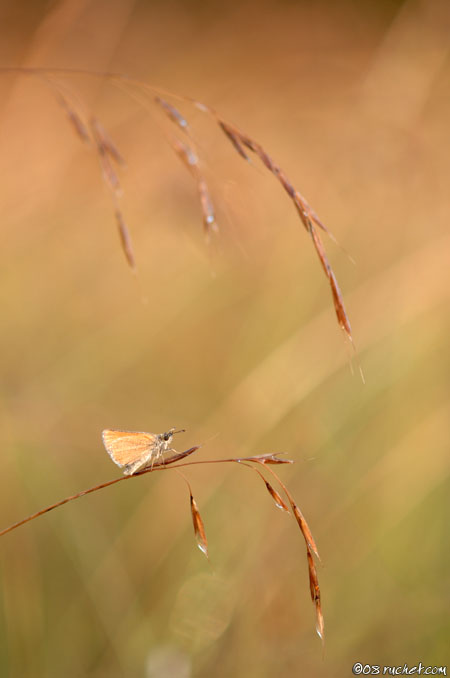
[150,445,172,469]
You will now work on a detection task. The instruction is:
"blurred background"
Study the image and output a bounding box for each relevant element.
[0,0,449,676]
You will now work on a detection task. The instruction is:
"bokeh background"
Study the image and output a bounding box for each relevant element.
[0,0,449,676]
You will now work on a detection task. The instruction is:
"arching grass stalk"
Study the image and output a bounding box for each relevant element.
[0,446,323,640]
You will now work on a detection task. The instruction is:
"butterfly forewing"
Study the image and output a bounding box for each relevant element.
[102,430,157,468]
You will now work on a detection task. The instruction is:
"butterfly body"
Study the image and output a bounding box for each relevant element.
[102,428,183,475]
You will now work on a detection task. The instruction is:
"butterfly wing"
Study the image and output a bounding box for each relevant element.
[102,430,157,469]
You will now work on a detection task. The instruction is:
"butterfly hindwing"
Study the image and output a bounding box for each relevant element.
[102,429,157,468]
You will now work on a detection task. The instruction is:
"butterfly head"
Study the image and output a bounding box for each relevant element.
[160,428,185,448]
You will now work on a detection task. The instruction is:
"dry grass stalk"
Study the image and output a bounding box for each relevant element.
[0,443,322,640]
[0,445,200,539]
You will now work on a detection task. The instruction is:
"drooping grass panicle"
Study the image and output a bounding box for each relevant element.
[0,66,352,344]
[214,116,352,343]
[251,458,324,640]
[209,453,323,639]
[12,71,137,271]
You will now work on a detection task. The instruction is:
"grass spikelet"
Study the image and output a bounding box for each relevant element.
[65,108,91,144]
[188,486,209,558]
[291,503,320,561]
[43,77,92,145]
[329,269,352,339]
[240,461,291,513]
[309,224,352,339]
[57,94,91,144]
[90,117,123,195]
[219,121,250,161]
[242,453,294,465]
[171,137,218,236]
[253,459,320,561]
[263,479,290,512]
[90,117,125,166]
[115,209,136,270]
[172,138,198,172]
[154,95,218,234]
[155,96,189,132]
[307,548,324,641]
[307,548,319,602]
[198,178,217,235]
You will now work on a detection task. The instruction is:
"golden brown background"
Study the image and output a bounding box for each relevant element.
[0,0,448,676]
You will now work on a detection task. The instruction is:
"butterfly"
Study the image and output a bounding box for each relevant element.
[102,428,185,476]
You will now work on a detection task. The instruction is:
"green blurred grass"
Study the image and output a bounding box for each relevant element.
[0,1,449,676]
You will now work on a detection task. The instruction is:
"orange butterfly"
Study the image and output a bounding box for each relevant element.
[102,428,185,476]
